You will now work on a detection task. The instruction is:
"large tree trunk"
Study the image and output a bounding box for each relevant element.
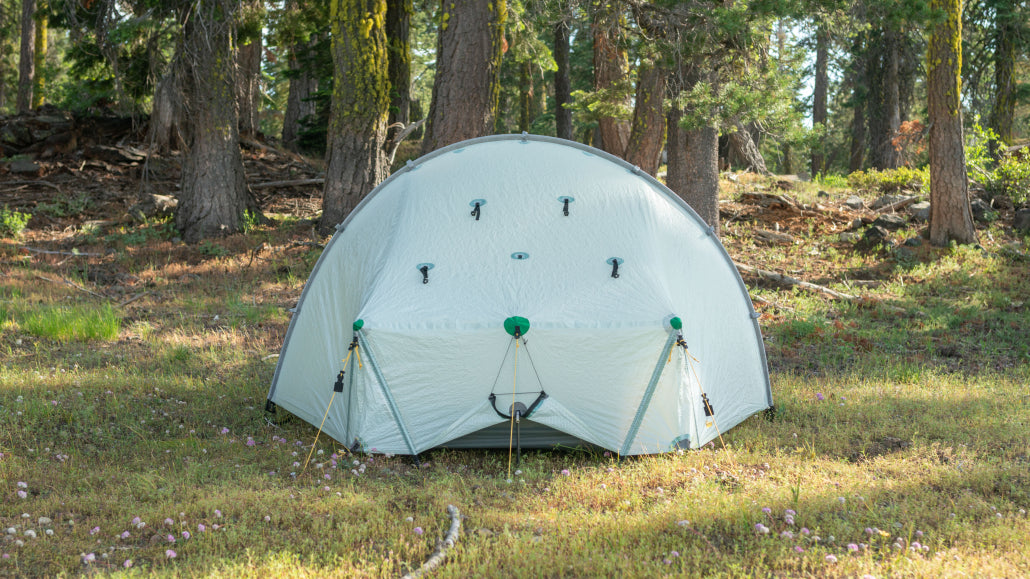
[237,31,262,137]
[988,5,1016,150]
[31,1,46,108]
[147,71,185,153]
[868,27,902,170]
[518,60,532,132]
[420,0,506,155]
[811,25,828,177]
[319,0,391,234]
[592,4,630,156]
[0,0,6,110]
[176,0,249,243]
[927,0,976,246]
[282,35,318,151]
[386,0,411,132]
[624,60,666,176]
[17,0,35,112]
[668,105,720,235]
[553,7,572,141]
[848,19,867,172]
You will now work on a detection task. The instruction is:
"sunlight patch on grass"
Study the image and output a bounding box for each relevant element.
[19,304,121,342]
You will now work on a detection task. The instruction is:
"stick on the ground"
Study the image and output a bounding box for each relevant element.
[21,246,102,257]
[33,273,108,300]
[875,197,918,213]
[250,178,325,190]
[734,263,857,300]
[401,505,462,579]
[6,179,62,191]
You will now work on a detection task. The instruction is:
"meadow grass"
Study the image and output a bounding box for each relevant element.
[16,303,122,342]
[1,193,1029,577]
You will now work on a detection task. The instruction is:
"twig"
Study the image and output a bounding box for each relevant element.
[250,178,325,190]
[734,263,857,300]
[20,246,103,257]
[875,197,918,213]
[32,273,108,300]
[401,505,462,579]
[5,179,62,191]
[117,291,150,307]
[749,293,794,312]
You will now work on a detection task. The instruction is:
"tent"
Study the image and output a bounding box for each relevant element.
[266,134,772,457]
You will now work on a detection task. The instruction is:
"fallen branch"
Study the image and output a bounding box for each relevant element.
[401,505,462,579]
[750,293,794,312]
[21,246,102,257]
[875,197,918,214]
[734,263,856,300]
[250,178,325,190]
[117,291,150,307]
[5,179,63,191]
[33,273,108,300]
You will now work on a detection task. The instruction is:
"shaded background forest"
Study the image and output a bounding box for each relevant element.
[0,0,1027,242]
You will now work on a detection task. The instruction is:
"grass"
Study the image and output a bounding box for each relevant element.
[1,176,1029,577]
[17,304,122,342]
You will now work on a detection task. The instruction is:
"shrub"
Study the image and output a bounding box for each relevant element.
[847,167,927,194]
[990,156,1030,206]
[0,205,31,237]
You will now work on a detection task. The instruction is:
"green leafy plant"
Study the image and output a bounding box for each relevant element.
[847,167,927,194]
[36,193,94,218]
[198,240,228,257]
[0,205,32,237]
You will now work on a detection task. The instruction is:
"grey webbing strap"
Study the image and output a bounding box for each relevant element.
[620,330,678,456]
[356,331,418,456]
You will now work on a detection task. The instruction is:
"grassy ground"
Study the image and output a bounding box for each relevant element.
[1,177,1029,577]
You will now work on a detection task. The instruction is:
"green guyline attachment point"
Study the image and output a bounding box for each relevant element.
[669,316,682,330]
[504,316,530,337]
[353,319,364,331]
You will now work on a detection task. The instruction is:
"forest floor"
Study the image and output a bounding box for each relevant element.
[0,140,1028,577]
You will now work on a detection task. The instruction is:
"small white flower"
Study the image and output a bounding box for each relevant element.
[24,530,36,538]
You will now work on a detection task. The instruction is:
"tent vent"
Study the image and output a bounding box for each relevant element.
[469,199,485,220]
[511,252,530,260]
[558,196,574,216]
[607,257,623,278]
[417,263,434,284]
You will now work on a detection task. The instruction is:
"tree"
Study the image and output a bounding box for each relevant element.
[623,57,666,175]
[927,0,976,246]
[236,1,263,137]
[667,65,719,233]
[986,0,1020,148]
[553,1,572,140]
[386,0,411,131]
[175,0,249,243]
[319,0,391,233]
[811,24,828,176]
[420,0,506,154]
[31,0,45,108]
[17,0,35,111]
[590,1,630,156]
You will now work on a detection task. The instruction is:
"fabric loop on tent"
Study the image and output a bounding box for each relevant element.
[470,202,481,221]
[488,391,548,420]
[420,265,429,284]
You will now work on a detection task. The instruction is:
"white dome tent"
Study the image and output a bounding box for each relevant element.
[266,134,772,458]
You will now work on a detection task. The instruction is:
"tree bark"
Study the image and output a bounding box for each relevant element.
[420,0,506,155]
[175,0,249,243]
[869,27,901,170]
[811,25,828,176]
[729,121,770,175]
[668,105,720,235]
[31,0,46,108]
[282,37,318,151]
[553,8,572,141]
[147,71,185,153]
[17,0,35,112]
[848,23,867,172]
[927,0,976,246]
[237,31,262,137]
[518,60,532,132]
[624,60,666,176]
[386,0,411,131]
[0,0,7,110]
[592,4,630,157]
[988,4,1015,149]
[320,0,391,234]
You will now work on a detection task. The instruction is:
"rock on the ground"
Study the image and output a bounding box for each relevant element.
[8,159,41,175]
[970,198,996,223]
[128,193,178,221]
[872,213,908,231]
[839,232,861,243]
[1014,209,1030,232]
[857,225,892,250]
[908,201,931,222]
[844,195,865,210]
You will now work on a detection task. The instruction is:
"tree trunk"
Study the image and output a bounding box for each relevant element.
[869,27,901,170]
[592,4,630,156]
[31,1,45,108]
[237,32,262,137]
[811,25,828,176]
[147,71,185,153]
[668,104,720,235]
[518,60,532,132]
[553,8,572,141]
[282,39,318,151]
[320,0,391,234]
[386,0,411,131]
[729,121,770,175]
[927,0,976,246]
[0,0,6,111]
[420,0,506,155]
[624,60,665,176]
[988,6,1015,150]
[176,0,248,243]
[17,0,35,112]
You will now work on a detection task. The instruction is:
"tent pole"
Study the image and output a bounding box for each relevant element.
[619,331,678,457]
[356,332,419,457]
